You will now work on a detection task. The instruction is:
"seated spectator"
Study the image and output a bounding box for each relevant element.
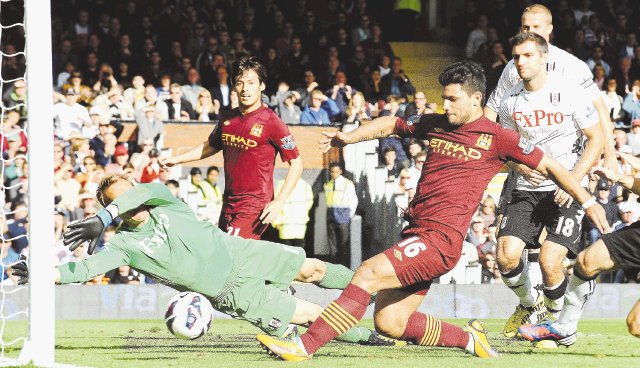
[2,79,27,117]
[480,252,499,284]
[362,69,384,103]
[586,45,611,77]
[105,144,129,175]
[588,180,619,244]
[381,146,404,180]
[351,14,371,45]
[1,238,19,285]
[627,120,640,154]
[165,83,195,121]
[140,148,162,183]
[181,68,205,107]
[61,71,93,106]
[465,14,490,59]
[300,90,339,125]
[1,110,27,154]
[344,92,371,126]
[143,51,166,86]
[619,31,637,60]
[381,57,416,100]
[108,265,140,284]
[102,86,134,120]
[123,75,146,107]
[404,91,435,117]
[466,216,487,247]
[613,201,636,230]
[593,65,607,91]
[279,92,301,125]
[92,63,119,95]
[53,88,92,140]
[156,74,172,101]
[378,54,392,78]
[56,61,75,92]
[135,105,164,148]
[362,24,394,63]
[479,196,496,228]
[54,163,81,213]
[615,57,633,96]
[195,89,220,122]
[211,65,232,112]
[406,151,425,191]
[326,71,355,118]
[406,138,424,167]
[623,80,640,121]
[5,201,28,254]
[602,78,625,125]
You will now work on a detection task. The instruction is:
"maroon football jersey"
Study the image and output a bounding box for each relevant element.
[395,114,544,239]
[208,105,300,214]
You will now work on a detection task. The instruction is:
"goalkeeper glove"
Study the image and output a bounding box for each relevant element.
[10,254,28,285]
[63,208,114,255]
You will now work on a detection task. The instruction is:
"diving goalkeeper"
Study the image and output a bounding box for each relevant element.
[11,174,397,346]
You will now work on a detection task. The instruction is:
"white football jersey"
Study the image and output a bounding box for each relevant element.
[499,77,599,191]
[487,44,601,114]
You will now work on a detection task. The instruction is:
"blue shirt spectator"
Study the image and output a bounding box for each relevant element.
[300,91,340,125]
[622,89,640,121]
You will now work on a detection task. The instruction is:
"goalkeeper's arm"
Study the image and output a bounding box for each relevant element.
[56,243,130,284]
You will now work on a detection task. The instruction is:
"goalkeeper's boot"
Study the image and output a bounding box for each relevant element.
[503,295,545,338]
[465,319,500,358]
[257,333,312,362]
[361,331,407,346]
[518,319,576,347]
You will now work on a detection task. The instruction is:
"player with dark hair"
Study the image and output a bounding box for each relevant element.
[518,164,640,344]
[255,60,610,361]
[495,32,604,343]
[13,174,400,346]
[160,56,303,239]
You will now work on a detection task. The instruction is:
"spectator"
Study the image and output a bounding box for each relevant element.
[326,71,354,116]
[382,145,404,180]
[156,74,172,101]
[5,201,28,254]
[465,14,490,58]
[61,71,93,106]
[586,45,611,77]
[2,79,27,117]
[622,81,640,121]
[573,0,594,24]
[194,89,221,122]
[105,144,129,175]
[480,252,499,284]
[135,105,164,147]
[53,88,92,140]
[194,166,223,225]
[123,75,146,107]
[134,84,161,114]
[406,151,425,191]
[362,24,394,62]
[101,86,134,120]
[627,120,640,155]
[613,201,636,230]
[300,90,339,125]
[466,216,487,247]
[614,57,633,96]
[282,37,308,87]
[479,196,496,228]
[404,91,435,117]
[602,78,625,125]
[588,180,620,244]
[0,238,19,285]
[380,57,416,100]
[324,162,358,267]
[211,65,232,112]
[362,68,384,103]
[299,69,320,108]
[1,110,27,154]
[279,92,302,125]
[593,65,607,90]
[165,83,195,121]
[140,148,162,183]
[344,91,371,126]
[54,163,81,213]
[482,41,509,93]
[351,14,371,45]
[272,177,314,249]
[619,31,637,60]
[181,68,205,107]
[108,265,140,284]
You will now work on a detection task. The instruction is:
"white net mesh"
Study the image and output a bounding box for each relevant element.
[0,0,28,363]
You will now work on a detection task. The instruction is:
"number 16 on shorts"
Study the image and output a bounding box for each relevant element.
[396,237,427,258]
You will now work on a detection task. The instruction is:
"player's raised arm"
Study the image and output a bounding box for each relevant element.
[592,166,640,197]
[319,115,397,153]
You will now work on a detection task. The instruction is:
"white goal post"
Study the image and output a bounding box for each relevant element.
[15,0,56,366]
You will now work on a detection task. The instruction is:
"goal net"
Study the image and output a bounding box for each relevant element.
[1,0,56,366]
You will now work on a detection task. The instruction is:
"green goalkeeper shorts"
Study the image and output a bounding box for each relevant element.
[211,237,306,337]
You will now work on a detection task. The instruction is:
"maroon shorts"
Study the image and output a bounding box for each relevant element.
[218,210,268,240]
[383,224,463,296]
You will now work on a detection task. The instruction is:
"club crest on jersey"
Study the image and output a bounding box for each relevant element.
[267,318,282,330]
[518,136,535,154]
[475,134,493,150]
[549,92,561,106]
[394,249,403,261]
[250,123,264,137]
[280,135,296,150]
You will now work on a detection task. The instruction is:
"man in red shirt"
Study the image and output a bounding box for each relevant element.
[161,57,303,239]
[256,60,610,361]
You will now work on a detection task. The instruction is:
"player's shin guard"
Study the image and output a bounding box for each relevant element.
[300,283,370,354]
[557,269,596,334]
[400,312,470,350]
[501,259,535,307]
[317,262,355,289]
[543,277,567,319]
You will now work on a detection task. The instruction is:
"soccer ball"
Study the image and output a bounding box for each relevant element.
[165,292,214,340]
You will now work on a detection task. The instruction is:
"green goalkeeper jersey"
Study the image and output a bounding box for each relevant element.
[57,183,234,297]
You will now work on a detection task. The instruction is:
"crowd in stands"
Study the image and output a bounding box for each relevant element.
[0,0,434,285]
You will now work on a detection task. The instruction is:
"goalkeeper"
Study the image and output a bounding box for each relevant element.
[12,174,398,346]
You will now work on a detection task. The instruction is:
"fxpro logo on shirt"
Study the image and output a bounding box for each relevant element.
[137,213,170,255]
[512,110,565,127]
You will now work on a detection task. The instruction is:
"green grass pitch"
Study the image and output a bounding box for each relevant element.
[3,319,639,367]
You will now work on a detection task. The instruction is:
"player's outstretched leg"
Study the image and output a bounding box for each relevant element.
[499,256,544,337]
[374,289,498,358]
[540,241,571,322]
[257,253,402,361]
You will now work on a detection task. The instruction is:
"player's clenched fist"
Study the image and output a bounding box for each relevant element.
[319,130,349,153]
